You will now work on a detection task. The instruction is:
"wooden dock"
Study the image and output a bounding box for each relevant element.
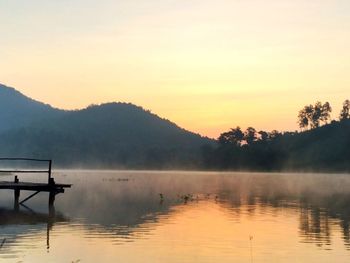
[0,181,71,192]
[0,158,71,209]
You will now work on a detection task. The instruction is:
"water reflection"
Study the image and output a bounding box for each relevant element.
[0,203,67,259]
[214,173,350,250]
[57,172,350,247]
[1,171,350,262]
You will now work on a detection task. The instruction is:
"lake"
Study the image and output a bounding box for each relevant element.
[0,171,350,262]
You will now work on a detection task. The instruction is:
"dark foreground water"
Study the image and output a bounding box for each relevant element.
[0,171,350,262]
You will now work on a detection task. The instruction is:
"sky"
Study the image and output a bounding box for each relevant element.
[0,0,349,138]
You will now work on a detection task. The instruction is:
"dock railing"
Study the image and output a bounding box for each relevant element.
[0,158,52,183]
[0,158,71,207]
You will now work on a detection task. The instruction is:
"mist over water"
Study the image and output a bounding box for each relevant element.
[0,171,350,262]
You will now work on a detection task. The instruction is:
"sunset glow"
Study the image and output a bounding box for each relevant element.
[1,0,349,137]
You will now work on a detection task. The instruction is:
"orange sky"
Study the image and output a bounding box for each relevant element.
[1,0,349,138]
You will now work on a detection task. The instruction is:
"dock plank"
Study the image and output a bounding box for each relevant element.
[0,181,72,192]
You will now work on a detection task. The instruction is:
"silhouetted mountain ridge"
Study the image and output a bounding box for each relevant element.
[1,84,348,171]
[0,84,213,168]
[0,84,65,132]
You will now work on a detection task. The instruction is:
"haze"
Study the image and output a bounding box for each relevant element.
[1,0,349,137]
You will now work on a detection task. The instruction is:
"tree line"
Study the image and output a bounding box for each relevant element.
[218,126,285,147]
[201,99,350,171]
[218,99,349,149]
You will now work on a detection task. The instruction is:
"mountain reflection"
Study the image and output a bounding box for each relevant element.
[52,171,350,249]
[213,173,350,249]
[1,171,350,260]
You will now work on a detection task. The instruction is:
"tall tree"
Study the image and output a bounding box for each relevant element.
[339,99,350,121]
[244,127,257,145]
[298,105,313,129]
[311,101,323,128]
[297,102,332,129]
[320,101,332,124]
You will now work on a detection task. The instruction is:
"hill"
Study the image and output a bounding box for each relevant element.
[0,84,213,168]
[204,119,350,172]
[0,84,65,132]
[276,120,350,171]
[2,83,348,171]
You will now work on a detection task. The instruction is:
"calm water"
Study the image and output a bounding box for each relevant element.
[0,171,350,262]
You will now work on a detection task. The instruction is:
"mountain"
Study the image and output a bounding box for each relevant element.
[0,84,213,168]
[0,84,65,132]
[1,83,349,171]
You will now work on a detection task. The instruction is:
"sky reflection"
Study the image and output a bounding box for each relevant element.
[1,171,350,262]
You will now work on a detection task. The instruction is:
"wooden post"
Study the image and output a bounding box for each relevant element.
[49,177,56,206]
[48,160,52,184]
[49,192,56,206]
[14,176,20,211]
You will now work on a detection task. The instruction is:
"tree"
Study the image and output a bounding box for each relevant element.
[244,127,257,145]
[320,101,332,124]
[218,131,233,145]
[258,130,269,141]
[268,130,282,140]
[298,106,311,129]
[310,101,323,128]
[297,101,332,130]
[218,126,244,147]
[339,99,350,121]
